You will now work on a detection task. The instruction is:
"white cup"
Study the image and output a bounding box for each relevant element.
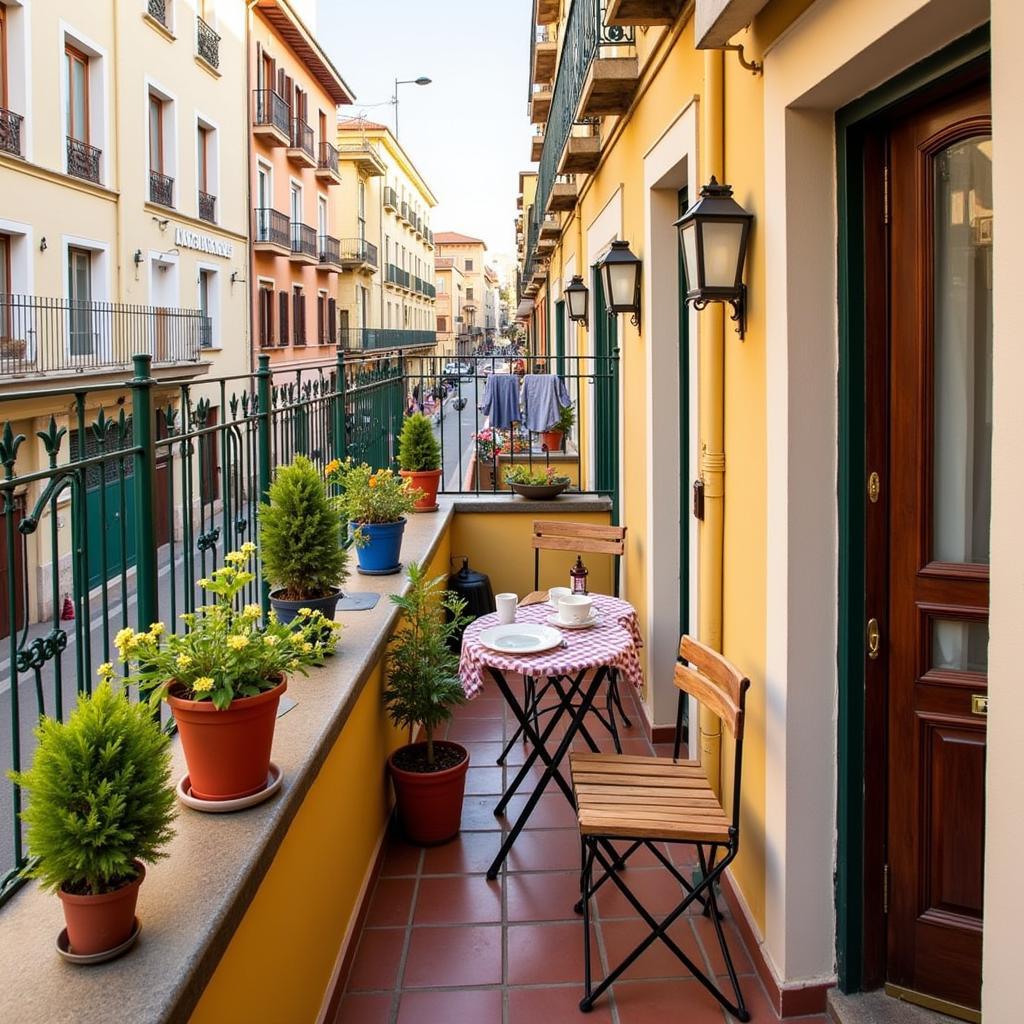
[558,594,593,625]
[496,593,518,625]
[548,586,572,609]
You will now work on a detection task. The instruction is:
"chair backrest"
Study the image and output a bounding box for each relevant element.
[673,635,749,742]
[532,520,626,594]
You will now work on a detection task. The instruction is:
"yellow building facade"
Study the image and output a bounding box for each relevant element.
[519,0,1021,1019]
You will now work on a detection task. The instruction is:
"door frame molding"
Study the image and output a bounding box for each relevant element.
[835,27,990,993]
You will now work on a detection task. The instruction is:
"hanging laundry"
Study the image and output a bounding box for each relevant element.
[478,373,521,429]
[520,374,572,433]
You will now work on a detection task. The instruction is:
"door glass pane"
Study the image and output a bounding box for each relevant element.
[932,136,993,564]
[149,98,161,171]
[290,185,300,223]
[70,57,87,140]
[68,249,93,356]
[931,619,988,674]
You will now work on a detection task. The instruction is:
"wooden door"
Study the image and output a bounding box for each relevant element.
[885,82,991,1017]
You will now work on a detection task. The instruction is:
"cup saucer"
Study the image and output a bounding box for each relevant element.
[546,611,601,630]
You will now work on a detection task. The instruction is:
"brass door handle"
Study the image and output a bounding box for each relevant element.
[867,618,881,660]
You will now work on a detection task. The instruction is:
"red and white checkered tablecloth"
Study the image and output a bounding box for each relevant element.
[459,594,644,700]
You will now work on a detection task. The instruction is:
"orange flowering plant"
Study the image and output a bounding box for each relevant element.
[326,458,423,547]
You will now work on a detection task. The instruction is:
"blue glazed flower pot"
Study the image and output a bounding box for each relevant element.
[351,518,406,576]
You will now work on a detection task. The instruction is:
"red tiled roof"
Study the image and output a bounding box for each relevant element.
[435,231,486,247]
[337,116,389,132]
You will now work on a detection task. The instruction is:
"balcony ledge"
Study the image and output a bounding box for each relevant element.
[0,494,611,1024]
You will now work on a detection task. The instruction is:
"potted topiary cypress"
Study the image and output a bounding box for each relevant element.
[8,681,176,960]
[260,454,349,623]
[384,562,471,845]
[397,412,443,512]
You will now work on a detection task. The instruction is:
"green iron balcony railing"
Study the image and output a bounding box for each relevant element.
[339,328,437,352]
[386,264,410,289]
[525,0,633,274]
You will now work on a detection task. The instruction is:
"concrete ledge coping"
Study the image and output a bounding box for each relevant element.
[0,494,612,1024]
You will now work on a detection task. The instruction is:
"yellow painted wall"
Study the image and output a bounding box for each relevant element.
[536,15,769,928]
[190,529,451,1023]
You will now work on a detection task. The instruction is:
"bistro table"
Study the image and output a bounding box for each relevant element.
[459,594,644,879]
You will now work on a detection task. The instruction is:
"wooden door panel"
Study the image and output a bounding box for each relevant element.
[884,77,990,1014]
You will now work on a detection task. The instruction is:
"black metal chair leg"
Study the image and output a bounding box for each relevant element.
[609,668,632,727]
[579,839,595,1012]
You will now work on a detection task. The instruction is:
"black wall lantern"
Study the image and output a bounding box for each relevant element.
[597,240,642,331]
[564,274,589,328]
[674,176,753,339]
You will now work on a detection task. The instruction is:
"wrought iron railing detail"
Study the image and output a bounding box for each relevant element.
[318,235,341,267]
[318,140,339,176]
[386,264,410,289]
[339,329,437,352]
[196,16,221,69]
[66,137,101,183]
[252,89,291,138]
[198,190,216,223]
[338,238,379,268]
[0,108,23,157]
[400,201,409,222]
[0,295,207,376]
[149,169,174,208]
[384,186,398,210]
[148,0,168,26]
[289,117,314,161]
[290,222,318,260]
[526,0,634,275]
[253,207,290,248]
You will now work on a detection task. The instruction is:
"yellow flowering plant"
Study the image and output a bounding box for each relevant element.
[109,545,340,710]
[326,459,423,546]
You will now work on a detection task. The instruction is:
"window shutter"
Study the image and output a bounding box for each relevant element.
[279,290,288,345]
[317,296,324,344]
[328,298,337,343]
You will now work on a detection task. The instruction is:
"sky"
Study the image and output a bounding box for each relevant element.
[316,0,534,277]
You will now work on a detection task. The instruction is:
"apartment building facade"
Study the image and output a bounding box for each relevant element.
[249,0,353,366]
[334,116,437,354]
[0,0,250,630]
[433,255,463,358]
[433,231,491,347]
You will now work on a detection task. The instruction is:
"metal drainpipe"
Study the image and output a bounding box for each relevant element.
[698,48,726,796]
[247,0,260,371]
[112,0,124,299]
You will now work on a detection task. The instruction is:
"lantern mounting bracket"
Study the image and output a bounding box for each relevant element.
[722,44,762,76]
[693,285,746,340]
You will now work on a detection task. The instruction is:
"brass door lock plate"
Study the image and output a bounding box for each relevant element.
[867,618,881,659]
[972,694,988,716]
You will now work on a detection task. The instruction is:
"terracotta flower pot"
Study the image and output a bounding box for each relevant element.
[539,429,564,452]
[168,678,286,801]
[399,468,442,512]
[59,861,145,956]
[388,740,469,845]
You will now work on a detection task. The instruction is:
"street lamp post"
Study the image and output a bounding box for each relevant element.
[393,76,432,137]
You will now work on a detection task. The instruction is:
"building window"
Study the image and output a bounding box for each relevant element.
[68,247,94,356]
[278,289,289,346]
[465,258,474,272]
[358,180,366,241]
[438,316,447,333]
[292,286,305,346]
[466,287,474,301]
[148,89,174,207]
[198,268,217,348]
[258,282,274,346]
[197,122,216,223]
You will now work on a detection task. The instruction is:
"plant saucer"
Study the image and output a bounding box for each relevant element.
[177,762,282,813]
[57,917,141,965]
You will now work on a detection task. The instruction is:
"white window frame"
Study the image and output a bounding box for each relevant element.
[60,22,110,184]
[195,112,221,222]
[196,262,220,349]
[145,76,178,203]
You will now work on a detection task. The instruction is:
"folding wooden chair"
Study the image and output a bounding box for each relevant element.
[498,520,631,766]
[570,635,751,1020]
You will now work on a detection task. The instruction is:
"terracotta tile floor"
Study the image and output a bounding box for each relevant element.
[337,677,828,1024]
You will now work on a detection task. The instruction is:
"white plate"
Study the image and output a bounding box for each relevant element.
[546,611,602,630]
[478,623,564,655]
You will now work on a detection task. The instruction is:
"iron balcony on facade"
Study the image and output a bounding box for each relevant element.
[400,201,410,224]
[425,227,433,247]
[338,238,378,272]
[338,328,436,352]
[383,186,398,212]
[253,207,290,255]
[531,131,544,162]
[0,108,24,158]
[317,235,343,269]
[149,170,175,208]
[604,0,686,26]
[532,24,558,86]
[548,177,578,212]
[316,140,342,185]
[196,16,221,69]
[290,222,319,265]
[147,0,168,27]
[198,190,216,224]
[530,87,552,124]
[336,140,386,176]
[559,131,602,174]
[536,0,560,23]
[252,89,291,146]
[0,294,207,378]
[66,137,101,183]
[287,117,316,167]
[386,264,410,290]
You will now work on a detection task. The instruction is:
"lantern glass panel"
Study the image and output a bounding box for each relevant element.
[679,220,699,291]
[701,220,745,288]
[565,281,587,320]
[603,261,637,311]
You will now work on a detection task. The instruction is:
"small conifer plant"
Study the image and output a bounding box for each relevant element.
[259,455,348,600]
[9,682,176,895]
[397,413,441,473]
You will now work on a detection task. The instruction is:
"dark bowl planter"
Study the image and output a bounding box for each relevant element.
[269,586,342,625]
[388,740,469,845]
[509,481,570,501]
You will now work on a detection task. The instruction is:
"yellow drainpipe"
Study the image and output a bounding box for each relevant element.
[697,49,725,795]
